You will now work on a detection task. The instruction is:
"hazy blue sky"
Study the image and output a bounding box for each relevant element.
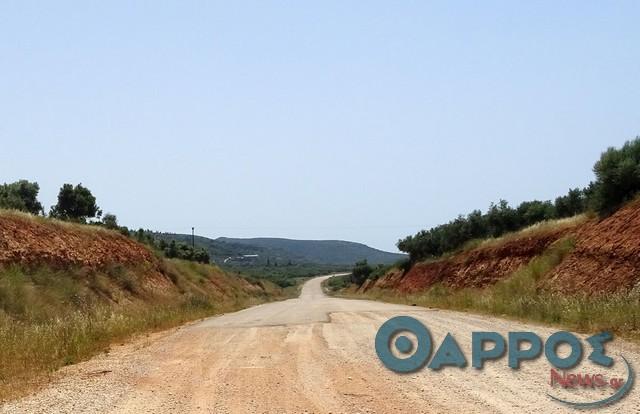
[1,1,639,251]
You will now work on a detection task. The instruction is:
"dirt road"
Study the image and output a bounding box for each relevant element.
[3,276,639,413]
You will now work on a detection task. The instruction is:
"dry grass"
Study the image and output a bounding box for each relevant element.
[0,260,289,402]
[0,209,115,235]
[335,237,640,342]
[451,214,588,255]
[0,301,223,399]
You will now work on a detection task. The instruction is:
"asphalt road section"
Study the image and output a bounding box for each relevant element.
[3,276,639,413]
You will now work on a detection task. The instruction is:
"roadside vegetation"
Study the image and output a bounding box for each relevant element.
[0,180,211,265]
[335,238,640,340]
[324,273,351,293]
[230,263,350,288]
[0,180,44,215]
[398,137,640,262]
[0,205,291,400]
[348,258,411,285]
[0,255,288,401]
[462,214,587,253]
[332,137,640,340]
[0,179,345,315]
[3,136,640,398]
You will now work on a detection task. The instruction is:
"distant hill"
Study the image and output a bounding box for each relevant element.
[152,233,406,266]
[217,237,406,265]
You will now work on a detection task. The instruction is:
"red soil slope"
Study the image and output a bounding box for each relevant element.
[0,212,178,298]
[545,199,640,294]
[368,200,640,296]
[368,225,574,293]
[0,212,281,302]
[0,213,158,269]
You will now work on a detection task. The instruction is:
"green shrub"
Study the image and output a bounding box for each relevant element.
[554,188,587,217]
[49,183,101,221]
[590,137,640,215]
[351,260,372,285]
[397,138,640,262]
[162,240,210,264]
[368,264,390,281]
[342,238,640,341]
[325,274,350,292]
[101,213,118,229]
[0,180,43,214]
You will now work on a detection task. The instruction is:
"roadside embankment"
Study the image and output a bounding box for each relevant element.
[335,200,640,340]
[0,211,288,401]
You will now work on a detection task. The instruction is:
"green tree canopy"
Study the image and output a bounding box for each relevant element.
[0,180,43,214]
[163,239,210,264]
[554,188,587,218]
[101,213,119,229]
[590,137,640,215]
[50,183,101,221]
[351,259,373,285]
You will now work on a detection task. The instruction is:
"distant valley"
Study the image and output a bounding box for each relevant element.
[152,234,406,266]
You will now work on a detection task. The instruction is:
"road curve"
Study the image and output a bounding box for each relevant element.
[3,276,639,413]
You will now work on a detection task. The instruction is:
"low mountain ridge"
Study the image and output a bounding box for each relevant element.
[218,237,406,265]
[154,234,406,265]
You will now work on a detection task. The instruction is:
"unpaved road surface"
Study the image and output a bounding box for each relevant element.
[3,276,639,413]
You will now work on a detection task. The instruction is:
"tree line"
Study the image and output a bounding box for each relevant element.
[0,181,210,264]
[398,137,640,262]
[0,182,101,221]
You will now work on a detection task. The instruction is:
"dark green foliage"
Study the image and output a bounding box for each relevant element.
[395,258,412,273]
[590,137,640,215]
[0,180,43,214]
[351,260,373,285]
[163,240,210,264]
[227,263,348,285]
[101,213,118,229]
[272,277,295,288]
[554,188,587,218]
[50,183,101,221]
[325,274,350,292]
[167,240,178,257]
[398,193,589,262]
[516,200,555,227]
[368,263,391,281]
[398,138,640,262]
[486,200,521,237]
[193,249,210,264]
[135,228,146,242]
[349,259,405,286]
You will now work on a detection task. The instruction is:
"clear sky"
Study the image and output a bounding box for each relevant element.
[1,1,639,251]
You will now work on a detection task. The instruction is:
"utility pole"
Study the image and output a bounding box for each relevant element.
[191,227,195,249]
